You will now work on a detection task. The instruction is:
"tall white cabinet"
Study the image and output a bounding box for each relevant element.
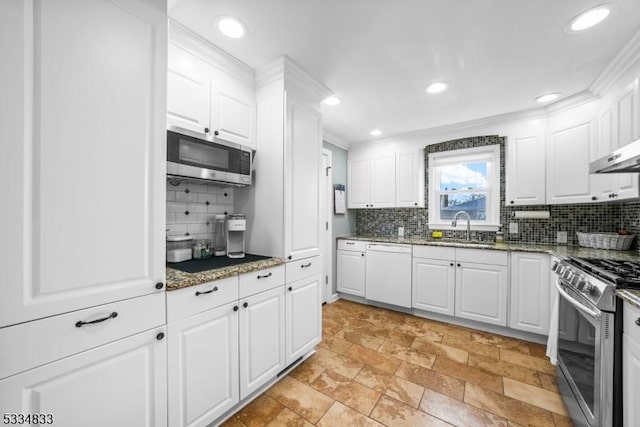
[236,57,330,262]
[0,0,168,424]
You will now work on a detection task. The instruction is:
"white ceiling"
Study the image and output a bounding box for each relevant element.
[169,0,640,144]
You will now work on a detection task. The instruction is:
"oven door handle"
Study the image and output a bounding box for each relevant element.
[555,279,601,319]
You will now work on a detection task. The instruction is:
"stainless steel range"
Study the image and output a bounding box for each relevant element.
[552,256,640,427]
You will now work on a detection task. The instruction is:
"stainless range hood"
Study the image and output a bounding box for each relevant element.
[590,138,640,174]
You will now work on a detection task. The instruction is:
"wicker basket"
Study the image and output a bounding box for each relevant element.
[576,232,635,250]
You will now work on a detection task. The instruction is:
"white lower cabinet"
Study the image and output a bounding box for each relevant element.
[239,286,286,399]
[337,240,367,297]
[509,252,550,334]
[412,258,455,315]
[623,301,640,426]
[0,328,167,427]
[168,302,239,427]
[285,275,322,365]
[456,261,508,326]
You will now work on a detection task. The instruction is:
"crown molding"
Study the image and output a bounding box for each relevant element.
[256,56,333,101]
[323,129,350,150]
[543,90,599,115]
[590,27,640,95]
[168,19,254,86]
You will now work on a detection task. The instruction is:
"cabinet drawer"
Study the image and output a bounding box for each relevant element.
[624,301,640,344]
[338,240,367,252]
[239,265,285,299]
[167,276,239,323]
[413,245,455,260]
[456,248,508,266]
[0,292,165,380]
[286,255,322,284]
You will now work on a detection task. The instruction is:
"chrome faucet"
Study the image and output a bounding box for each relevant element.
[451,211,472,241]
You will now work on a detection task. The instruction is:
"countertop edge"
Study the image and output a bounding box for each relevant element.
[166,257,286,291]
[617,289,640,309]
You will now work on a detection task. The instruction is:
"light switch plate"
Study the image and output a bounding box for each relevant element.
[557,231,568,244]
[398,226,405,237]
[509,222,518,234]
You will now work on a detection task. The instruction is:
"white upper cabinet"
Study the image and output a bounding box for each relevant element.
[348,144,424,209]
[505,128,546,206]
[546,103,599,205]
[0,0,167,328]
[168,21,256,149]
[610,77,639,200]
[396,149,425,208]
[347,159,370,209]
[167,43,212,134]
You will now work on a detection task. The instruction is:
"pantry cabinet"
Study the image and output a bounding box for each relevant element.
[509,252,550,335]
[336,240,366,297]
[168,21,256,149]
[237,57,329,262]
[0,328,168,427]
[0,0,167,329]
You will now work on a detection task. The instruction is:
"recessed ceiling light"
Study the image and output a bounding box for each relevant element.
[535,93,560,103]
[426,81,449,94]
[323,96,341,106]
[567,4,611,32]
[370,129,382,136]
[217,16,247,39]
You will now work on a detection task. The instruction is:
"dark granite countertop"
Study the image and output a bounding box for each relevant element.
[337,235,640,261]
[166,256,285,291]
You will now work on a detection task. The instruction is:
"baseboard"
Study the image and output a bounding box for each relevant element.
[326,293,340,304]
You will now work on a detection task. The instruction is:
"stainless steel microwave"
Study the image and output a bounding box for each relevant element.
[167,127,252,186]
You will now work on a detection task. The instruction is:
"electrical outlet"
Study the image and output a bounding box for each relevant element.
[509,222,519,234]
[398,226,405,237]
[557,231,568,244]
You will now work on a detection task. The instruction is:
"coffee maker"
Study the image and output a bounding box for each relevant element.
[226,214,246,258]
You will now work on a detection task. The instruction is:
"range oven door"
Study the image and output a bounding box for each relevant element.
[555,279,613,427]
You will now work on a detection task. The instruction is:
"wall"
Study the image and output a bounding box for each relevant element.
[166,180,235,241]
[356,135,626,246]
[324,141,356,293]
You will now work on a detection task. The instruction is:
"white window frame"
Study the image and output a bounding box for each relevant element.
[428,145,501,231]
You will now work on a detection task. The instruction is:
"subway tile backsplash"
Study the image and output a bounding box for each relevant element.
[355,135,639,247]
[166,180,234,241]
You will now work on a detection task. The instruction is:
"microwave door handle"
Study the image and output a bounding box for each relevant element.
[555,279,601,319]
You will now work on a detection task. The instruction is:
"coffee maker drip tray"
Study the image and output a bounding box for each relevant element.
[168,254,271,274]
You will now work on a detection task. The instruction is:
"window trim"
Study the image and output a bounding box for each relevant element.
[428,145,501,231]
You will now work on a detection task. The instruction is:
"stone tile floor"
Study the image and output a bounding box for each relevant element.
[223,299,573,427]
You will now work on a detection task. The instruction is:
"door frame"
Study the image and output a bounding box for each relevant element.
[321,148,333,303]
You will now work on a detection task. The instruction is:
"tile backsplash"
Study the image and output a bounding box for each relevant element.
[166,180,234,241]
[355,135,637,247]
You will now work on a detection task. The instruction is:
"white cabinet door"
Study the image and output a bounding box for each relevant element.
[0,0,167,328]
[592,102,619,200]
[0,328,167,427]
[613,77,640,200]
[239,286,285,399]
[396,150,424,207]
[336,250,366,297]
[623,334,640,427]
[167,43,211,134]
[509,252,550,335]
[285,275,322,366]
[412,258,455,315]
[546,118,596,204]
[284,102,322,261]
[168,302,239,427]
[370,155,396,208]
[348,158,370,208]
[211,69,256,149]
[455,262,508,326]
[506,132,546,206]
